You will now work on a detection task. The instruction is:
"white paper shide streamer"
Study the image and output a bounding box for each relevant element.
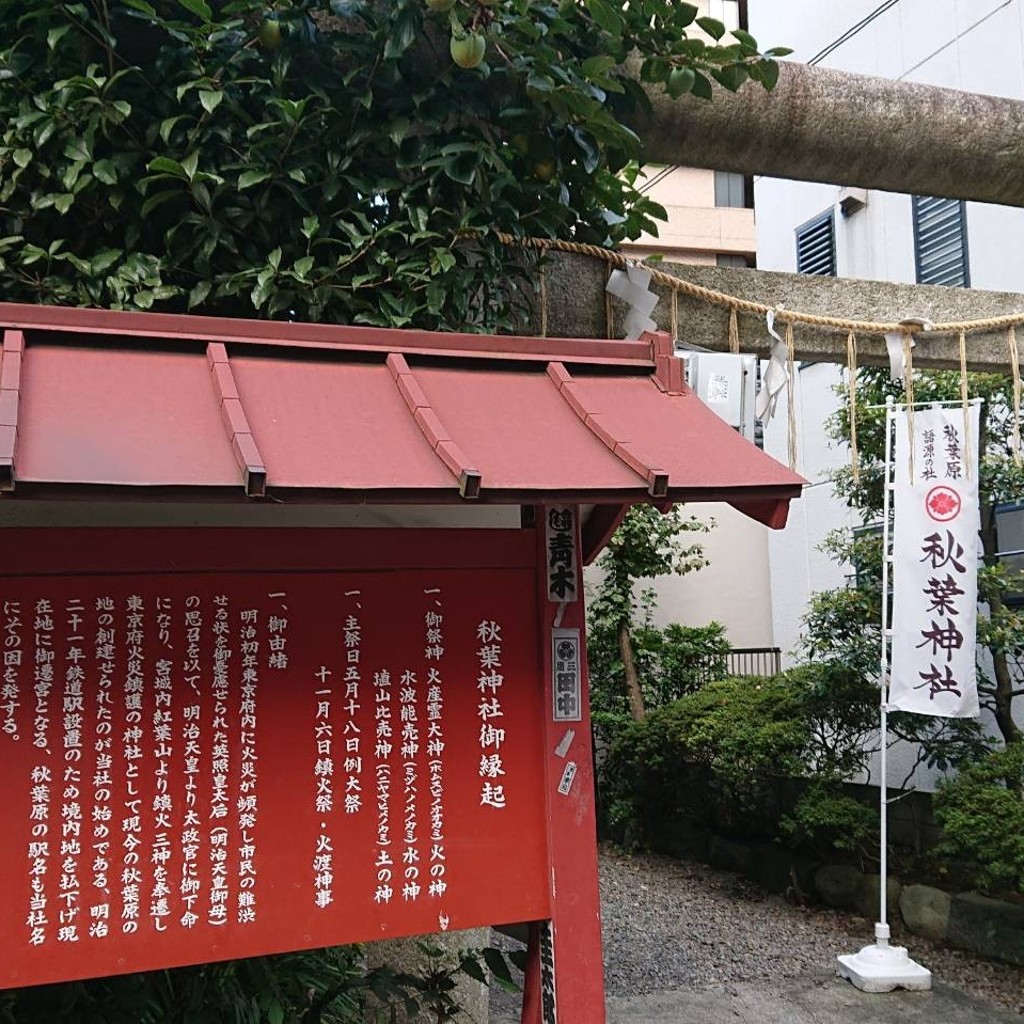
[889,404,981,718]
[754,308,789,423]
[605,263,659,340]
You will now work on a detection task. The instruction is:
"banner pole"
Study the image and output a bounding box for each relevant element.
[877,396,895,943]
[837,396,931,992]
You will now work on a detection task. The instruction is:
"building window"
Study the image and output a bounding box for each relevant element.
[795,210,836,276]
[716,253,753,269]
[707,0,742,31]
[912,196,970,287]
[714,170,751,209]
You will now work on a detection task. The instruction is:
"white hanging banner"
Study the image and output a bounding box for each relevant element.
[889,404,981,718]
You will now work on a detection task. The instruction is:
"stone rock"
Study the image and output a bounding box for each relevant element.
[855,873,902,922]
[746,843,795,895]
[655,818,711,861]
[708,835,751,874]
[794,858,822,893]
[899,884,952,941]
[949,892,1024,967]
[813,864,863,909]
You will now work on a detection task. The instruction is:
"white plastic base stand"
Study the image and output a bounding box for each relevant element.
[837,924,932,993]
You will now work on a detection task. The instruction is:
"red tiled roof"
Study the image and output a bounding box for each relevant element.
[0,303,803,532]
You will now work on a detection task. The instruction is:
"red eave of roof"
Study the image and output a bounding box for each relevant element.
[0,302,805,530]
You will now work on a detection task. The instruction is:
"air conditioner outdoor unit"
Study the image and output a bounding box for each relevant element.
[679,351,758,443]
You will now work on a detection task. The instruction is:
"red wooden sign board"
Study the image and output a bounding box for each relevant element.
[0,535,550,989]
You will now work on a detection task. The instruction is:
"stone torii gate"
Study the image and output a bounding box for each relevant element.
[512,61,1024,370]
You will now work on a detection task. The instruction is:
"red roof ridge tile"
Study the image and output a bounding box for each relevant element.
[386,353,481,499]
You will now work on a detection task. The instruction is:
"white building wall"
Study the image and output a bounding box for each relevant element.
[646,503,775,648]
[752,0,1024,292]
[613,0,773,651]
[761,364,855,665]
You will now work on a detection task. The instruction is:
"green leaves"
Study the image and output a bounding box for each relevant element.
[237,169,271,190]
[176,0,212,22]
[696,16,726,40]
[147,156,186,177]
[586,0,623,37]
[198,89,223,115]
[0,0,788,331]
[440,144,480,186]
[384,4,419,59]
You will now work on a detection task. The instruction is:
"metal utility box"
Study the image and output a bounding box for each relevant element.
[680,351,758,442]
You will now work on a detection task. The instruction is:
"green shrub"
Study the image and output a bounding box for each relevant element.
[603,673,811,842]
[0,946,367,1024]
[934,741,1024,895]
[602,665,881,850]
[589,619,729,750]
[781,782,878,858]
[0,941,521,1024]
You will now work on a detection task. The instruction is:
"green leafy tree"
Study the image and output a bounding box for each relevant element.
[587,504,712,724]
[933,741,1024,894]
[0,0,788,327]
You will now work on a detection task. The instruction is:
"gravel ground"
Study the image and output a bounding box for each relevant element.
[489,844,1024,1019]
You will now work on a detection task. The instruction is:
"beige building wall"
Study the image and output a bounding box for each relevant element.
[621,1,756,266]
[623,166,757,265]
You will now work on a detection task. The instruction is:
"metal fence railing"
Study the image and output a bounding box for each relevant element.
[725,647,782,678]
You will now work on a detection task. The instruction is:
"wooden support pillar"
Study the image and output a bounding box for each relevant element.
[522,505,605,1024]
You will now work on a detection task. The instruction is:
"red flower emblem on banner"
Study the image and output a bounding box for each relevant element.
[925,485,962,523]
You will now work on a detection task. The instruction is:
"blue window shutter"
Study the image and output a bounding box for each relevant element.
[913,196,970,287]
[795,211,836,276]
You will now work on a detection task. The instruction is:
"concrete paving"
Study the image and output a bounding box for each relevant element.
[603,972,1021,1023]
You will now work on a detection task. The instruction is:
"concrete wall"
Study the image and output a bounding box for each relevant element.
[626,166,756,263]
[615,0,769,649]
[582,501,776,653]
[761,364,856,665]
[646,503,775,649]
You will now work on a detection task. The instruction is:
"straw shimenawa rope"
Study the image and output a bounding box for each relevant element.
[728,304,740,354]
[960,330,974,480]
[1010,326,1022,464]
[500,233,1024,337]
[539,262,548,339]
[903,334,916,481]
[500,232,1024,476]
